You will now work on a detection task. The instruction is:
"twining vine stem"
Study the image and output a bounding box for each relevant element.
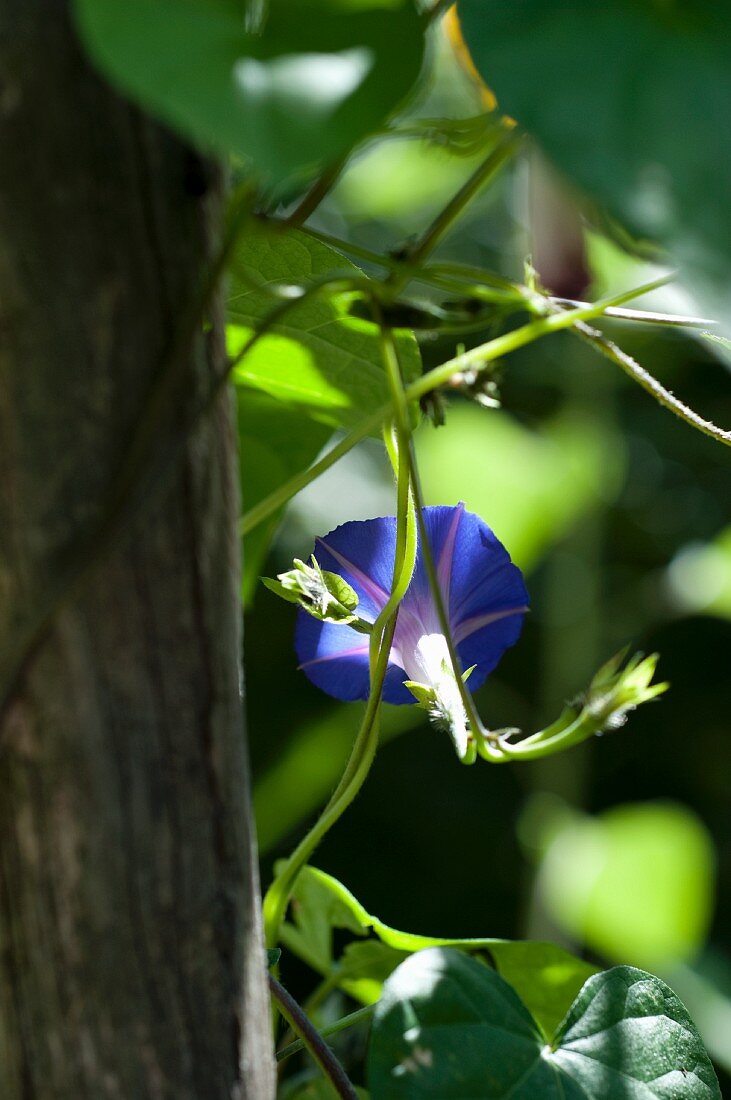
[242,270,713,540]
[261,359,417,946]
[382,126,522,299]
[571,319,731,447]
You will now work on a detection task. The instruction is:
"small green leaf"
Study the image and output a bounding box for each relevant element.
[368,949,721,1098]
[228,223,422,433]
[260,576,302,605]
[277,862,371,974]
[403,681,435,708]
[74,0,425,183]
[483,940,596,1041]
[266,947,282,969]
[322,571,359,614]
[339,941,411,1006]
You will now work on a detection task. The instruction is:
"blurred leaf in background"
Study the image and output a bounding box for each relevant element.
[74,0,425,184]
[524,796,731,1072]
[532,800,715,970]
[665,526,731,621]
[457,0,731,321]
[415,404,624,571]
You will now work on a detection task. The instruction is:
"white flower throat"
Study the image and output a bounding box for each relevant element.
[394,626,470,759]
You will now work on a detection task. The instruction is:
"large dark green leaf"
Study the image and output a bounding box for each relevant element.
[228,223,422,431]
[368,948,720,1098]
[457,1,731,318]
[237,388,331,603]
[74,0,425,182]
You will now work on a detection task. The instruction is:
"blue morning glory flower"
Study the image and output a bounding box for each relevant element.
[295,504,529,757]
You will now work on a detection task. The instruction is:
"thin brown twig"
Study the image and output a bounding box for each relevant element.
[268,973,359,1099]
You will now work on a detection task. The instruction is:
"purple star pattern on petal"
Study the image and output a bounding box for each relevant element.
[295,505,529,712]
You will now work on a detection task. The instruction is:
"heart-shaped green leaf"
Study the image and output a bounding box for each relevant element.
[73,0,425,182]
[368,948,720,1098]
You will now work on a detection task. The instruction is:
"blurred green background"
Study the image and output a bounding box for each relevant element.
[242,24,731,1089]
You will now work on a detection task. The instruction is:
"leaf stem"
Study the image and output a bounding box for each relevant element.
[261,628,391,947]
[267,974,359,1099]
[285,153,350,227]
[276,1003,375,1064]
[383,128,523,299]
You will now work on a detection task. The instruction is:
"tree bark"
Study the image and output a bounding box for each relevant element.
[0,3,274,1097]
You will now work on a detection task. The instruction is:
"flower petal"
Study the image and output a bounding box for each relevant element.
[447,512,529,626]
[313,516,396,620]
[456,610,526,693]
[295,611,412,704]
[405,503,466,615]
[295,613,371,701]
[294,507,529,706]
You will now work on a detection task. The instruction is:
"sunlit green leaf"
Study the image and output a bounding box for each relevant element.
[237,388,331,604]
[228,224,422,431]
[339,941,411,1006]
[279,865,596,1037]
[282,863,368,974]
[457,0,731,319]
[74,0,425,182]
[368,949,720,1098]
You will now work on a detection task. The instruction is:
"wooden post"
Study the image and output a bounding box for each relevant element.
[0,3,274,1095]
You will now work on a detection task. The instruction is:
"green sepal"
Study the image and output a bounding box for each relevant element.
[262,555,371,631]
[403,681,435,709]
[582,649,669,732]
[266,947,281,969]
